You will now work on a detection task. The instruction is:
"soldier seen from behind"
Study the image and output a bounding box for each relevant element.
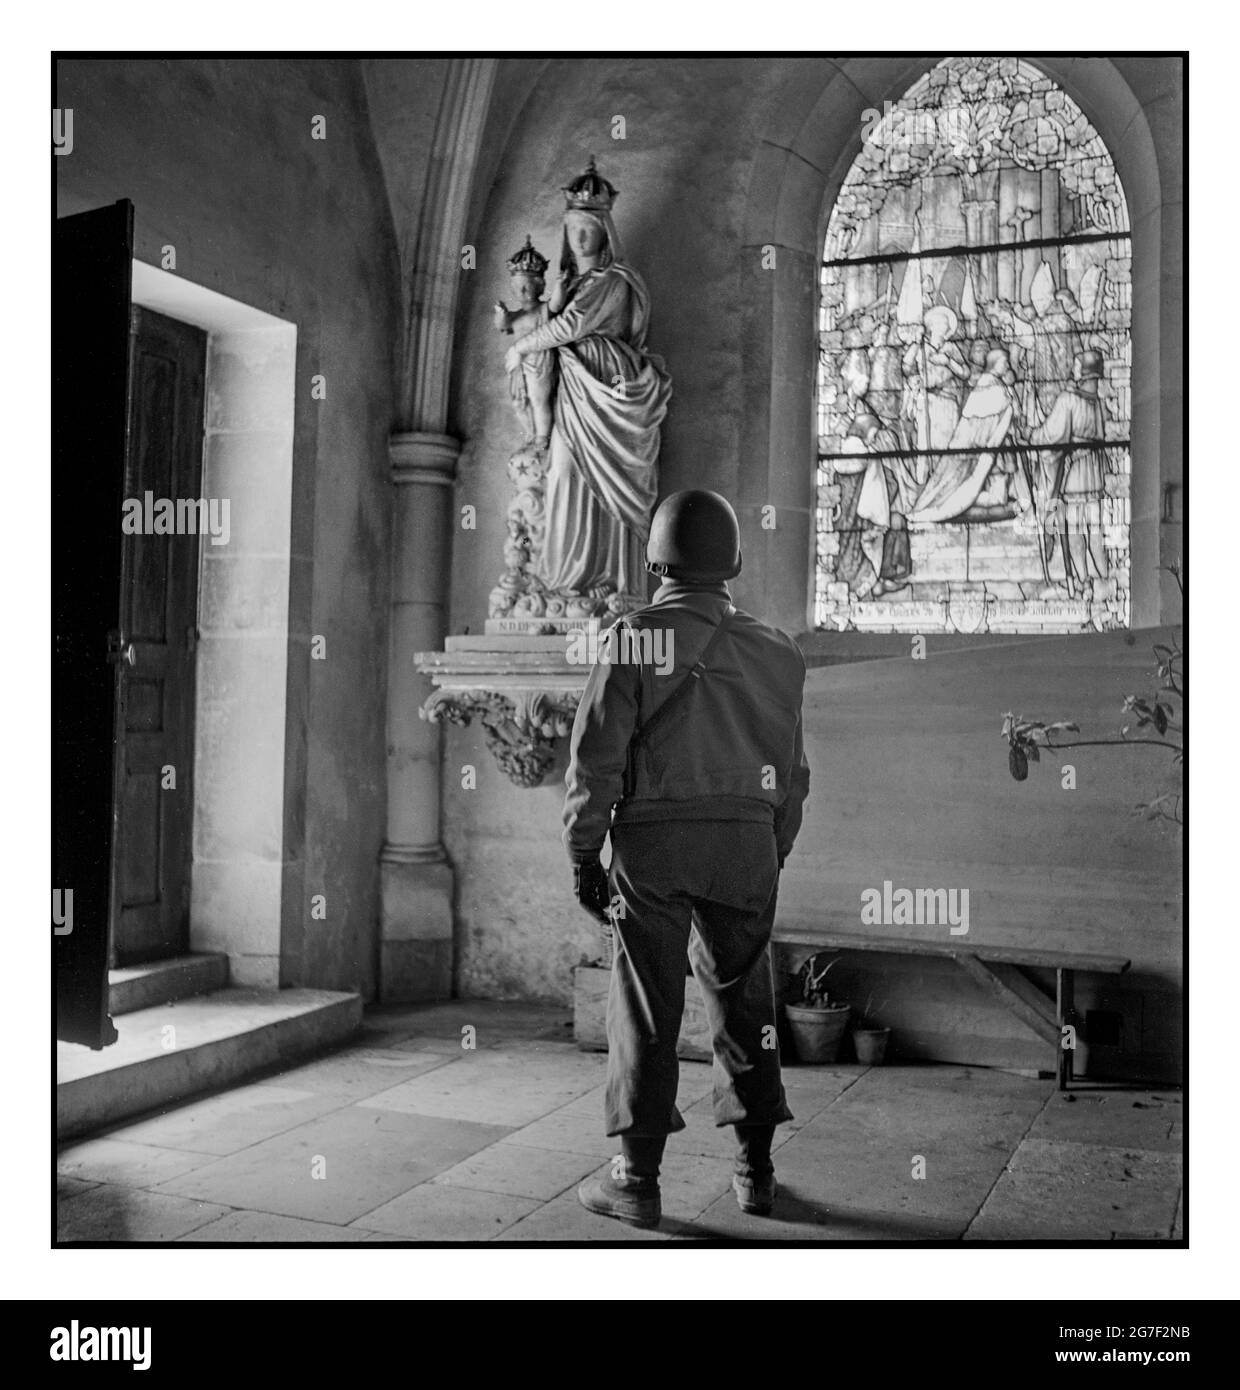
[563,489,811,1228]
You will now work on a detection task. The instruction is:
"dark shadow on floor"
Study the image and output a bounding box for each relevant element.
[687,1185,961,1241]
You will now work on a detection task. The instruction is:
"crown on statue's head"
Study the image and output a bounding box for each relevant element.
[506,234,549,277]
[561,156,618,212]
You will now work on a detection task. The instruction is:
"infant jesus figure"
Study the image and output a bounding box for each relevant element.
[493,235,561,451]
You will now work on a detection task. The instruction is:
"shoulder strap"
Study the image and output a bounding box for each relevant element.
[628,603,736,753]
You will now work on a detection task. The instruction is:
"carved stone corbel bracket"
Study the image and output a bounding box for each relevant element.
[421,686,581,788]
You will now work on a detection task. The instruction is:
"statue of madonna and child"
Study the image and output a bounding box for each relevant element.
[490,157,672,624]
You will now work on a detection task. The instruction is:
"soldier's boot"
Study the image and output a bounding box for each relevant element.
[577,1136,665,1229]
[732,1123,778,1215]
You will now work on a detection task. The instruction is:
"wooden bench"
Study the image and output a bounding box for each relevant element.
[775,930,1131,1089]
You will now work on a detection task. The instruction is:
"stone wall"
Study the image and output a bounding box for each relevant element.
[441,56,1182,1081]
[56,57,402,995]
[53,55,1182,1074]
[778,630,1183,1081]
[447,57,799,997]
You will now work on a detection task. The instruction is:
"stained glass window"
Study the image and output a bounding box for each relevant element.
[816,57,1131,634]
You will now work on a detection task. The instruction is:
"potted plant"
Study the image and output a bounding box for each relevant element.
[851,994,891,1065]
[785,953,851,1063]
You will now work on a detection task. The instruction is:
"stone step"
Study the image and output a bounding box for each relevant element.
[57,987,362,1140]
[109,952,229,1016]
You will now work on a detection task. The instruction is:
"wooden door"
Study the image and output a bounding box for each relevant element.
[112,307,206,965]
[54,201,132,1049]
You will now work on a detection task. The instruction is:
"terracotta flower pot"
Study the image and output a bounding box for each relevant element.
[853,1025,891,1065]
[785,1002,851,1063]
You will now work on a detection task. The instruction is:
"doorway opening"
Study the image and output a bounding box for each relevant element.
[113,306,207,966]
[129,262,297,988]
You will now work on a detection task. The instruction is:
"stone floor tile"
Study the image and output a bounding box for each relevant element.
[780,1062,869,1089]
[357,1049,607,1128]
[656,1152,736,1221]
[390,1038,476,1056]
[364,1001,573,1049]
[101,1083,344,1157]
[779,1065,867,1117]
[58,1185,228,1242]
[1027,1089,1183,1153]
[500,1109,619,1158]
[180,1210,371,1242]
[692,1185,961,1241]
[559,1083,608,1118]
[965,1138,1182,1240]
[255,1047,455,1101]
[770,1120,1003,1231]
[152,1107,511,1225]
[58,1011,1181,1246]
[1008,1136,1182,1180]
[671,1100,742,1160]
[431,1143,602,1201]
[769,1069,1052,1230]
[58,1136,216,1187]
[57,1175,99,1201]
[828,1066,1053,1143]
[352,1183,541,1240]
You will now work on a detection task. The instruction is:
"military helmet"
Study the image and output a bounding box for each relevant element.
[646,489,742,581]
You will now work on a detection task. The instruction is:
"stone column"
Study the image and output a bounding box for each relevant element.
[369,57,496,1001]
[379,431,459,1000]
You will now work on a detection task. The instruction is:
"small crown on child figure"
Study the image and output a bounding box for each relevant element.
[561,155,618,212]
[506,234,549,278]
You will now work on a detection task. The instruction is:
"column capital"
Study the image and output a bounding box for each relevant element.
[390,431,461,486]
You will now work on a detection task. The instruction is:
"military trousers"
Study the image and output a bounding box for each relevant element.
[603,819,794,1137]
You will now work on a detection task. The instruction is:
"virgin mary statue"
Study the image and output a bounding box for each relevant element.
[505,158,672,612]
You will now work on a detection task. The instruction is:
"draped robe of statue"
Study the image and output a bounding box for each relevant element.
[514,216,671,605]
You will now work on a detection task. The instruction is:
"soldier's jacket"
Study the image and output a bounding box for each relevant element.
[563,580,810,864]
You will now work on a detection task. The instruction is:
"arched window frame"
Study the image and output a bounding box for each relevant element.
[815,56,1133,636]
[736,56,1178,645]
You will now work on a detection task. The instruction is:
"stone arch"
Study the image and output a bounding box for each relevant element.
[741,57,1174,636]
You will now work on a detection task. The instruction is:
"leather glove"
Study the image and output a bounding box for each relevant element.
[573,858,612,928]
